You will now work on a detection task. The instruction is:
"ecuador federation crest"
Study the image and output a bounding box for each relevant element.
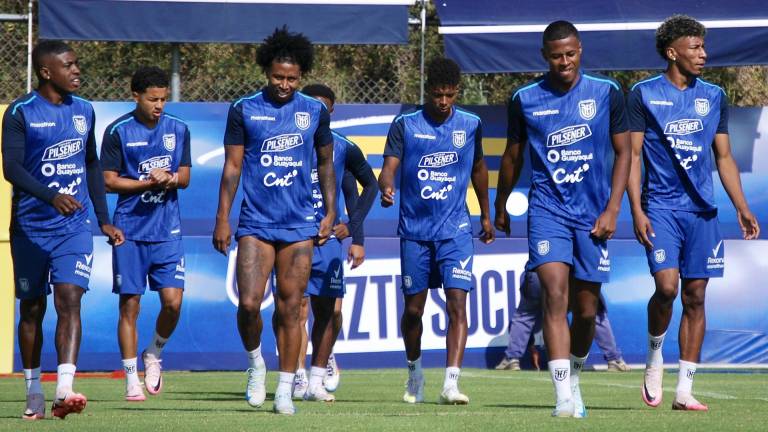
[537,240,550,256]
[654,249,666,264]
[694,98,710,116]
[72,115,87,135]
[163,134,176,151]
[452,130,466,148]
[578,99,596,120]
[295,112,310,130]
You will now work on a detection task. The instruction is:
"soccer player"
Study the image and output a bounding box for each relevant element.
[212,28,336,415]
[627,15,760,411]
[378,57,494,405]
[494,21,631,417]
[1,40,124,420]
[290,84,377,401]
[100,67,191,402]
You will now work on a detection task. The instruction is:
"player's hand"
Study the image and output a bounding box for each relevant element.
[316,215,333,246]
[380,187,395,207]
[150,168,174,188]
[347,244,365,269]
[51,193,83,216]
[480,214,495,244]
[737,207,760,240]
[101,224,125,246]
[212,218,232,255]
[333,223,350,240]
[591,209,618,240]
[631,209,655,249]
[494,205,510,237]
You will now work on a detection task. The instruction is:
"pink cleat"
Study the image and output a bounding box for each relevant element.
[142,351,163,395]
[126,384,147,402]
[642,365,663,407]
[52,392,87,419]
[672,394,709,411]
[22,393,45,420]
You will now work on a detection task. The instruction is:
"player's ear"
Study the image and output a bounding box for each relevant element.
[132,91,141,103]
[39,66,50,81]
[666,46,677,62]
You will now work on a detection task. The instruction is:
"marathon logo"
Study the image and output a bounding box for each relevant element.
[262,133,303,152]
[546,124,592,148]
[418,151,458,168]
[139,155,172,173]
[664,119,703,136]
[42,139,83,161]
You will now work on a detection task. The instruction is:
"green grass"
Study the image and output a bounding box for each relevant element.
[1,369,767,431]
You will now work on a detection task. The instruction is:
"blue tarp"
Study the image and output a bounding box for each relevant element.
[436,0,768,72]
[39,0,413,44]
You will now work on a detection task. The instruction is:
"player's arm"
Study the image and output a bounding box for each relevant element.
[712,97,759,239]
[213,103,245,255]
[315,107,337,246]
[378,117,404,207]
[100,127,160,194]
[494,94,526,236]
[172,127,192,189]
[625,88,654,248]
[85,112,124,245]
[342,142,377,268]
[470,122,494,244]
[591,84,631,240]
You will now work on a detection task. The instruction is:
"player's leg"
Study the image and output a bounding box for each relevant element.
[324,297,343,391]
[272,239,313,414]
[306,295,336,401]
[118,294,145,401]
[569,278,601,418]
[672,278,708,410]
[236,236,275,408]
[399,238,430,404]
[291,296,310,399]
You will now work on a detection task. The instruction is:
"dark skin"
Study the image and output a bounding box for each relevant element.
[494,34,631,359]
[19,50,124,372]
[378,84,494,367]
[212,60,336,373]
[627,35,759,362]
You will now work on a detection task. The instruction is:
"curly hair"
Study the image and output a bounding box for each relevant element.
[542,20,580,44]
[302,84,336,105]
[32,40,73,81]
[130,66,169,93]
[426,57,461,89]
[256,26,314,73]
[655,15,706,60]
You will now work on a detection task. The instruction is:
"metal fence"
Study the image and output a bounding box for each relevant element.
[0,18,28,103]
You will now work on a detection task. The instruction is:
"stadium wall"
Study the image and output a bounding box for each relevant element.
[4,102,768,371]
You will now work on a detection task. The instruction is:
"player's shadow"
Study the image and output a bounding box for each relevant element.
[116,407,258,413]
[485,403,638,411]
[166,391,272,402]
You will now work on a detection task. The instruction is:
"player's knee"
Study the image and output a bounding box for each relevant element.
[653,284,678,305]
[238,297,262,314]
[161,300,182,319]
[332,309,343,325]
[573,308,597,324]
[682,291,706,310]
[403,305,424,322]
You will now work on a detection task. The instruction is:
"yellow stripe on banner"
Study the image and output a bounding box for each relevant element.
[348,136,507,158]
[0,103,15,373]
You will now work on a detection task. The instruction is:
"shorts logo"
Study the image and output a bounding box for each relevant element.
[452,130,466,148]
[295,112,310,130]
[537,240,550,256]
[553,368,568,381]
[85,253,93,265]
[115,274,122,288]
[163,133,176,151]
[578,99,596,120]
[333,265,341,279]
[72,115,87,135]
[19,278,29,292]
[459,256,472,270]
[694,98,710,116]
[403,275,413,289]
[707,240,725,270]
[712,240,723,257]
[654,249,666,264]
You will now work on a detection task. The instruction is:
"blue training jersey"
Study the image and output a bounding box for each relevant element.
[508,72,627,229]
[311,131,351,223]
[223,90,333,228]
[2,91,96,236]
[627,74,728,212]
[100,112,191,241]
[384,106,483,241]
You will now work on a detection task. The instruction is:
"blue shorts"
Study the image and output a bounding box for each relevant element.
[11,230,93,299]
[645,209,723,278]
[528,213,610,283]
[306,238,345,298]
[112,239,185,295]
[400,233,474,295]
[236,224,317,243]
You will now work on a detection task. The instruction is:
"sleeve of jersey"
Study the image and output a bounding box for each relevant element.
[626,89,647,133]
[344,143,377,246]
[716,94,729,134]
[1,107,58,203]
[223,103,245,146]
[473,121,484,162]
[85,112,111,226]
[383,118,405,159]
[506,95,526,143]
[313,107,333,147]
[181,126,192,166]
[608,85,629,134]
[99,126,124,172]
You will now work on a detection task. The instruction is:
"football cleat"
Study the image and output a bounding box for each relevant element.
[403,374,424,404]
[495,357,521,371]
[22,393,45,420]
[642,365,664,407]
[142,351,163,395]
[292,372,308,400]
[571,383,587,418]
[125,384,147,402]
[245,362,267,408]
[324,354,340,392]
[672,394,709,411]
[551,398,575,418]
[272,392,296,415]
[607,359,631,372]
[439,387,469,405]
[304,385,336,402]
[51,392,87,419]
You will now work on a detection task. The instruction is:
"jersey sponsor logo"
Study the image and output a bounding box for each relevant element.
[41,162,84,177]
[141,189,166,204]
[537,240,550,256]
[532,109,559,116]
[295,112,311,130]
[250,115,276,121]
[654,249,666,264]
[546,148,594,164]
[261,133,304,152]
[72,115,88,135]
[263,169,299,187]
[420,184,453,200]
[695,98,710,116]
[663,119,703,136]
[552,163,590,184]
[48,177,82,196]
[414,133,436,140]
[139,155,172,173]
[675,153,698,170]
[546,124,592,148]
[418,151,458,168]
[42,138,83,161]
[452,130,466,148]
[310,168,319,184]
[29,121,56,128]
[260,153,303,168]
[578,99,596,120]
[707,240,725,270]
[126,141,148,147]
[650,100,673,106]
[163,133,176,151]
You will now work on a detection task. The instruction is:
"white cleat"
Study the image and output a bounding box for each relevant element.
[142,351,163,395]
[273,392,296,415]
[439,387,469,405]
[22,393,45,420]
[403,374,424,404]
[642,365,664,407]
[245,361,267,408]
[292,373,308,400]
[304,385,336,402]
[324,354,340,392]
[571,383,587,418]
[552,398,575,417]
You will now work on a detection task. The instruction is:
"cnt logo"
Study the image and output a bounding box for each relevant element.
[664,119,703,136]
[547,124,592,148]
[418,151,458,168]
[139,155,172,173]
[262,134,304,152]
[43,139,83,161]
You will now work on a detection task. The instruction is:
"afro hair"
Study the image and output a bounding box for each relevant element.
[426,57,461,89]
[256,26,314,73]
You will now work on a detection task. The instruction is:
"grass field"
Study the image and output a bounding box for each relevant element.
[1,368,767,431]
